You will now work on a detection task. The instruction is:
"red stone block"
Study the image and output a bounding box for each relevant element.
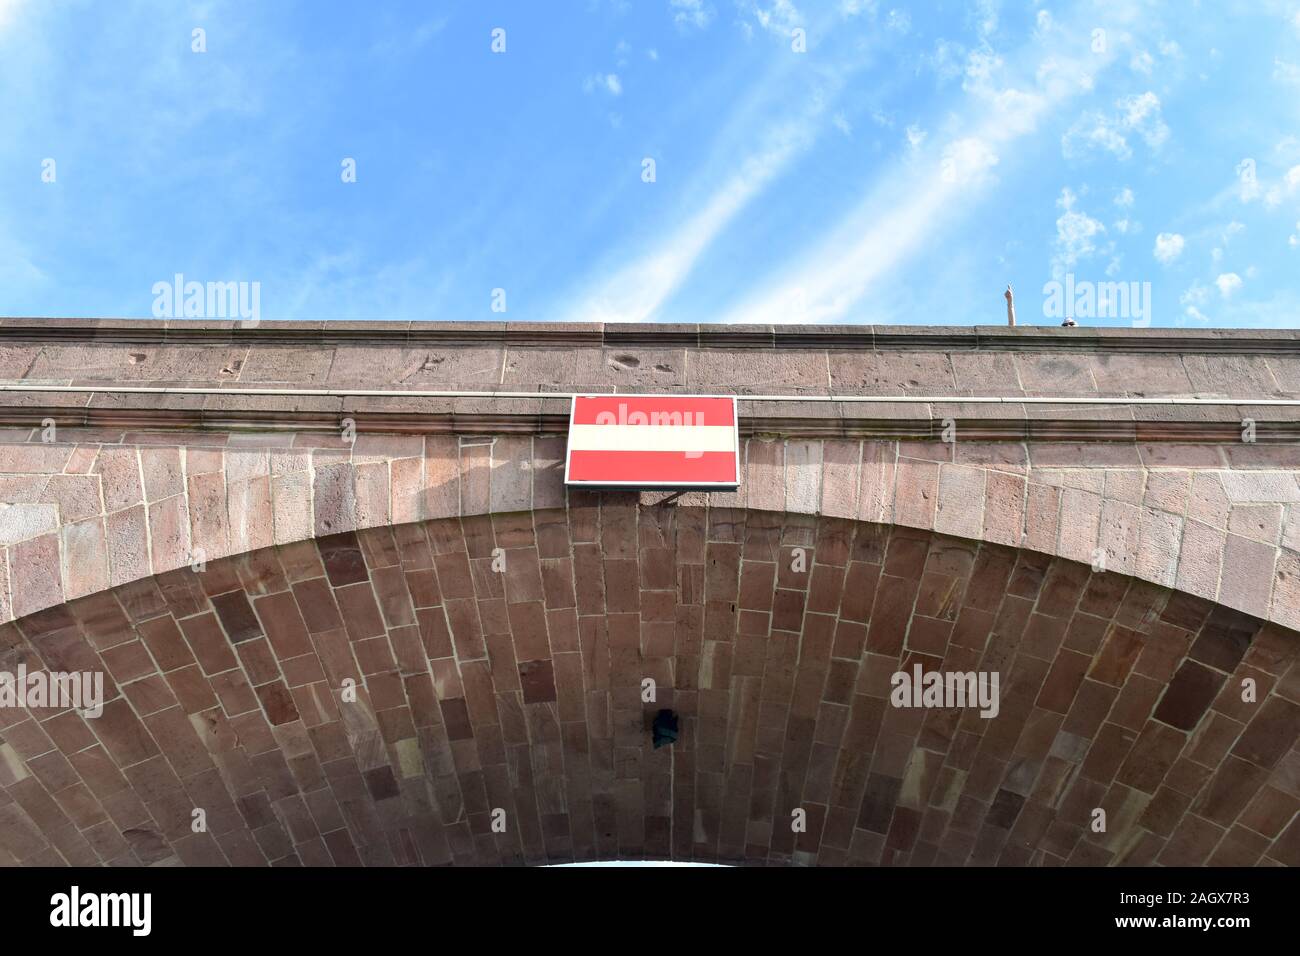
[131,614,191,672]
[1232,695,1300,769]
[256,681,301,726]
[333,581,386,642]
[1087,624,1144,686]
[100,639,155,683]
[210,668,261,717]
[163,664,218,715]
[93,698,161,767]
[179,612,238,675]
[1154,660,1225,731]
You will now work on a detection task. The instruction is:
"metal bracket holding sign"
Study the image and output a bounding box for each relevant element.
[563,394,741,491]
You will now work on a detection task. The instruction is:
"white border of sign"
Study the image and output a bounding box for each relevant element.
[563,394,741,490]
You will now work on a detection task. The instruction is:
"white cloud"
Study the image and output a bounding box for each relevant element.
[1235,160,1300,207]
[1275,59,1300,86]
[970,0,999,38]
[1153,232,1184,264]
[738,0,803,37]
[1266,182,1294,207]
[1036,56,1094,94]
[1180,282,1210,323]
[1215,272,1243,297]
[1052,187,1106,276]
[839,0,875,16]
[941,137,999,185]
[963,48,1004,93]
[963,59,1052,136]
[1182,281,1209,307]
[832,112,852,136]
[905,124,927,150]
[1130,51,1153,74]
[1062,91,1169,161]
[1063,113,1129,159]
[583,73,622,96]
[1118,91,1169,147]
[928,39,966,82]
[988,88,1045,133]
[1222,221,1245,242]
[1114,187,1134,208]
[1290,221,1300,247]
[669,0,713,29]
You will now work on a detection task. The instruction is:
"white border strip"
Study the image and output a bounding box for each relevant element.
[568,424,737,453]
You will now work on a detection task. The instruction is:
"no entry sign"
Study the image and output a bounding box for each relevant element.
[564,395,741,490]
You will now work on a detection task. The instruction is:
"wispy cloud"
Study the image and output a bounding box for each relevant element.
[738,0,803,38]
[562,4,848,323]
[0,0,26,32]
[717,13,1112,324]
[564,116,817,323]
[1053,187,1107,277]
[583,72,623,95]
[669,0,713,31]
[1062,91,1169,161]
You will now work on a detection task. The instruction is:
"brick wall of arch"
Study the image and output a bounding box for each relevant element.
[1,501,1296,867]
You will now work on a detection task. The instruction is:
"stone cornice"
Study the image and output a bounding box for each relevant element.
[0,400,1295,443]
[2,318,1298,353]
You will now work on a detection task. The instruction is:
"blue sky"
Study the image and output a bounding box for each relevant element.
[2,0,1299,328]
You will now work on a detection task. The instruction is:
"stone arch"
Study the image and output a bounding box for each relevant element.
[0,499,1296,867]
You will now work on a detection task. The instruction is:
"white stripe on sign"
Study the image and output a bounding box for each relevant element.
[567,424,736,453]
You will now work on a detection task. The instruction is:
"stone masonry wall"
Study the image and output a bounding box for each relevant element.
[1,429,1298,632]
[3,322,1300,399]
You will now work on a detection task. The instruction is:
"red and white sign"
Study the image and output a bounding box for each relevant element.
[564,395,740,489]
